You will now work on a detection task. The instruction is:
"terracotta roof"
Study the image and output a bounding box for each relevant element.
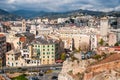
[0,34,4,37]
[20,37,26,42]
[56,60,63,63]
[112,46,120,48]
[96,53,120,65]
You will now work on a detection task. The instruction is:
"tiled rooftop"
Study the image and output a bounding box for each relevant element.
[0,34,4,37]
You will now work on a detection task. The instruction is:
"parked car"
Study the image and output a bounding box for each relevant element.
[52,76,58,80]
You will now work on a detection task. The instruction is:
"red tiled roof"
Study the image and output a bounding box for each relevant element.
[0,34,4,37]
[20,37,26,42]
[56,60,63,63]
[112,46,120,48]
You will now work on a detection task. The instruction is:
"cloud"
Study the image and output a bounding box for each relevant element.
[0,0,120,12]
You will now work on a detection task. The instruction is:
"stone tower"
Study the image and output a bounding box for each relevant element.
[100,17,109,36]
[22,19,26,32]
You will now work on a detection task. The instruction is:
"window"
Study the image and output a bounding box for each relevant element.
[12,63,14,66]
[48,56,49,58]
[43,45,45,47]
[47,49,49,51]
[43,56,45,58]
[38,45,40,47]
[48,45,49,47]
[43,52,45,55]
[43,49,45,51]
[52,59,54,61]
[52,45,54,47]
[8,58,9,60]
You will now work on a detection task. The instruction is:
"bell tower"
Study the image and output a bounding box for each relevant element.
[22,19,26,32]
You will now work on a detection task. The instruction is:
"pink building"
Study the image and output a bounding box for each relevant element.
[108,33,117,46]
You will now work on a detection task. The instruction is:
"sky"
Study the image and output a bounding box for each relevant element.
[0,0,120,12]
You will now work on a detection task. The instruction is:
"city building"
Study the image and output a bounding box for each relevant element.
[30,25,37,36]
[108,32,117,46]
[0,33,6,66]
[0,33,6,56]
[22,19,26,32]
[30,36,64,65]
[6,49,41,67]
[100,17,110,41]
[90,34,98,50]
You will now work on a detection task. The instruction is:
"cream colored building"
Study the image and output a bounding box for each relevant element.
[6,50,40,67]
[6,32,20,50]
[58,27,90,50]
[108,32,117,46]
[100,17,110,41]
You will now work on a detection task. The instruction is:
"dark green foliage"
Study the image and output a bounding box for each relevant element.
[93,54,101,60]
[99,39,104,46]
[11,74,27,80]
[114,42,119,46]
[60,53,66,60]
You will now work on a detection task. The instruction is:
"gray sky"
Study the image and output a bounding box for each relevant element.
[0,0,120,12]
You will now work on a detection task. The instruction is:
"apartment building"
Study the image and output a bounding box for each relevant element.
[0,34,6,67]
[31,36,64,65]
[0,34,6,57]
[6,49,41,67]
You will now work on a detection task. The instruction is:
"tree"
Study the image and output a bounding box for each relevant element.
[99,38,104,46]
[114,42,119,46]
[93,54,101,60]
[105,43,109,46]
[60,53,66,60]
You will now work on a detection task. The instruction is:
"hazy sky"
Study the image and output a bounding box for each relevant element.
[0,0,120,12]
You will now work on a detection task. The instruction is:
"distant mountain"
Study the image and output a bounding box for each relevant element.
[12,10,37,18]
[12,9,105,19]
[1,9,120,20]
[106,11,120,17]
[12,10,60,18]
[0,9,22,21]
[0,9,9,15]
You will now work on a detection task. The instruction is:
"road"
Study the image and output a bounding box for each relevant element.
[1,64,62,73]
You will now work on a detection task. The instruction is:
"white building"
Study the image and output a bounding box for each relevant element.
[90,34,97,50]
[6,50,41,67]
[30,25,37,35]
[100,17,110,37]
[57,18,67,23]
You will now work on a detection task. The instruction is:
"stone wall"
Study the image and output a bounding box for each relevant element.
[84,60,120,80]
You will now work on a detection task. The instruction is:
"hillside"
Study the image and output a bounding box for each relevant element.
[0,9,22,21]
[1,8,120,20]
[12,9,105,19]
